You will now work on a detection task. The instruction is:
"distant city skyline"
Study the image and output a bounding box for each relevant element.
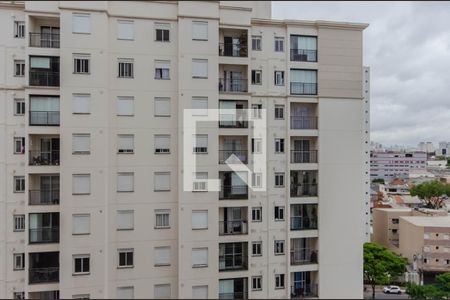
[273,1,450,147]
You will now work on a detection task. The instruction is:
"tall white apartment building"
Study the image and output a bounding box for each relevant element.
[437,141,450,157]
[0,1,369,299]
[370,151,427,180]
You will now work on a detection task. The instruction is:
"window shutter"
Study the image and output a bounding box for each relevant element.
[72,94,90,114]
[73,14,91,34]
[154,172,170,191]
[154,97,170,116]
[154,247,170,265]
[118,135,134,151]
[192,248,208,266]
[192,21,208,40]
[191,210,208,229]
[192,286,208,299]
[117,210,134,230]
[73,174,90,194]
[195,135,208,148]
[155,60,170,69]
[73,214,90,234]
[155,135,170,152]
[30,57,50,69]
[192,97,208,115]
[154,284,171,299]
[117,97,134,116]
[192,59,208,78]
[117,173,134,192]
[117,20,134,40]
[117,287,134,299]
[72,134,90,153]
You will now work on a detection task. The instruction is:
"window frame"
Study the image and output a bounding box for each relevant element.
[275,273,285,289]
[252,241,262,257]
[154,172,171,192]
[274,172,285,188]
[274,104,285,120]
[274,71,285,86]
[73,254,90,275]
[72,213,91,235]
[13,214,25,232]
[72,133,91,155]
[14,60,25,77]
[116,96,135,116]
[155,23,170,42]
[73,54,90,74]
[191,247,208,268]
[192,21,208,41]
[155,209,171,229]
[274,37,284,52]
[72,13,91,34]
[13,253,25,271]
[117,172,134,193]
[14,98,25,116]
[192,59,208,79]
[274,240,285,255]
[14,21,25,38]
[252,207,262,222]
[72,93,91,115]
[117,134,134,154]
[252,35,262,51]
[117,19,134,41]
[118,59,134,78]
[274,206,285,221]
[14,137,25,154]
[72,174,91,195]
[118,248,134,268]
[14,176,25,193]
[251,70,262,85]
[154,134,171,154]
[117,210,134,231]
[154,246,171,267]
[252,276,263,291]
[274,138,285,153]
[154,97,171,117]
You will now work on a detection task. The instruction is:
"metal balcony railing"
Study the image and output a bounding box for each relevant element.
[29,267,59,284]
[290,183,318,197]
[29,32,60,48]
[29,227,60,244]
[290,150,318,163]
[219,254,248,271]
[29,111,60,126]
[219,78,248,92]
[290,284,318,299]
[290,49,317,62]
[219,42,248,57]
[219,292,248,299]
[219,150,248,164]
[290,216,318,231]
[219,185,248,200]
[29,70,60,87]
[290,249,318,265]
[290,116,318,129]
[29,150,60,166]
[219,220,248,235]
[290,82,317,95]
[29,189,60,205]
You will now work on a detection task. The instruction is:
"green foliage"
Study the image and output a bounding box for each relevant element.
[364,243,407,298]
[407,272,450,299]
[410,180,450,209]
[372,178,385,184]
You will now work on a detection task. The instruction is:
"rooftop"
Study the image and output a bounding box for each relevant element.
[400,216,450,228]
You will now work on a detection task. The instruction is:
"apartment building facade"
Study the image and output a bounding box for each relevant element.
[0,1,368,299]
[370,151,427,180]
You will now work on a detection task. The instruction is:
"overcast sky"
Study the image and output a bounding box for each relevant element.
[272,1,450,148]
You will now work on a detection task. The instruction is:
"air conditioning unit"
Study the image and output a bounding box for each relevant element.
[193,181,207,191]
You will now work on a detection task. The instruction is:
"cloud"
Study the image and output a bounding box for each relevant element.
[273,1,450,147]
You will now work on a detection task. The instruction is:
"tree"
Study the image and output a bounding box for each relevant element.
[407,272,450,299]
[364,243,407,299]
[410,180,450,209]
[372,178,385,184]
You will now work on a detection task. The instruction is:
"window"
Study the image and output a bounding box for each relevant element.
[252,276,262,291]
[13,292,25,299]
[192,210,208,229]
[14,137,25,154]
[155,135,170,153]
[290,69,317,95]
[155,23,170,42]
[252,138,262,154]
[117,172,134,192]
[252,207,262,222]
[192,286,208,299]
[274,240,285,255]
[274,37,284,52]
[117,210,134,230]
[118,59,134,78]
[73,214,90,235]
[154,246,170,266]
[117,134,134,153]
[192,248,208,268]
[72,174,90,194]
[13,253,25,270]
[251,104,262,119]
[72,294,90,299]
[73,54,90,74]
[155,60,170,79]
[154,97,170,117]
[252,241,262,256]
[192,59,208,78]
[72,94,90,114]
[13,215,25,232]
[290,35,317,62]
[274,206,285,221]
[154,284,171,299]
[275,274,285,289]
[14,176,25,193]
[117,20,134,40]
[155,209,170,229]
[118,249,134,268]
[274,105,284,119]
[116,96,134,116]
[193,172,208,191]
[275,173,285,187]
[274,71,284,86]
[14,60,25,76]
[116,287,134,299]
[14,21,25,38]
[72,134,90,154]
[192,21,208,40]
[193,134,208,153]
[154,172,170,191]
[192,97,208,116]
[252,172,262,188]
[14,98,25,115]
[275,138,285,153]
[73,255,90,275]
[251,70,262,85]
[252,35,262,51]
[72,13,91,34]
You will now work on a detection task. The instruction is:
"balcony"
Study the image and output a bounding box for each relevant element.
[290,103,318,130]
[219,42,248,57]
[219,100,248,128]
[290,116,318,130]
[290,204,318,231]
[290,238,318,265]
[219,207,248,235]
[219,242,248,271]
[29,150,60,166]
[29,32,60,48]
[290,150,318,163]
[290,271,318,298]
[29,251,59,284]
[29,111,60,126]
[290,82,317,95]
[29,212,59,244]
[29,70,59,87]
[219,78,248,93]
[29,56,60,87]
[220,185,248,200]
[219,135,248,164]
[29,189,59,205]
[219,150,248,164]
[28,136,60,166]
[290,49,317,62]
[29,291,60,300]
[219,28,248,58]
[219,278,248,299]
[290,171,318,197]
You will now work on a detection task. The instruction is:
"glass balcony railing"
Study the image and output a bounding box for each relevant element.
[29,189,60,205]
[290,116,318,129]
[29,32,60,48]
[29,70,59,87]
[290,216,318,231]
[29,267,59,284]
[290,82,317,95]
[29,111,60,126]
[290,183,318,197]
[29,150,60,166]
[219,220,248,235]
[290,49,317,62]
[290,150,318,163]
[219,185,248,200]
[219,150,248,164]
[29,227,60,244]
[219,42,248,57]
[219,78,248,93]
